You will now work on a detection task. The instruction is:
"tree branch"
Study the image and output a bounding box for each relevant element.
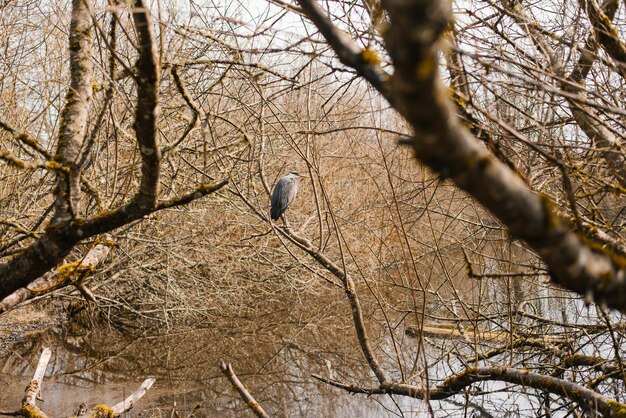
[579,0,626,81]
[52,0,94,223]
[220,362,270,418]
[314,365,626,415]
[129,0,161,213]
[19,347,51,418]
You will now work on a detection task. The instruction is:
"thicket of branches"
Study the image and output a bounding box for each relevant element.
[0,0,625,416]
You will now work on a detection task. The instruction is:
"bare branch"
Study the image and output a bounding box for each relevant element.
[110,378,156,415]
[129,0,161,213]
[579,0,626,81]
[220,362,270,418]
[315,365,626,415]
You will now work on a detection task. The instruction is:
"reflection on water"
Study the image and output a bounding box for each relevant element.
[0,308,392,417]
[1,283,624,417]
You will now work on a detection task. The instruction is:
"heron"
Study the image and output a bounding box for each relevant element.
[270,172,306,221]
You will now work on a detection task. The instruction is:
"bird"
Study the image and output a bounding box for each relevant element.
[270,172,306,220]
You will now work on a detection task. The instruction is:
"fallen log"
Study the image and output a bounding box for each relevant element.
[0,238,112,313]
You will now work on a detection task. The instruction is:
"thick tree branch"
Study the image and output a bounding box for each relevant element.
[19,347,52,418]
[109,378,156,415]
[314,365,626,415]
[53,0,94,223]
[130,0,161,213]
[579,0,626,81]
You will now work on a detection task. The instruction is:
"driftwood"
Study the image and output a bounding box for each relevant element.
[220,361,269,418]
[19,346,52,418]
[0,238,112,314]
[2,347,155,417]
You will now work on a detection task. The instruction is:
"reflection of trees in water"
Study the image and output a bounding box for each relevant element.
[6,279,624,417]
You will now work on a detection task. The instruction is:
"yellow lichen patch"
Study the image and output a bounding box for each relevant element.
[90,404,114,418]
[55,260,87,281]
[360,48,381,65]
[45,160,71,174]
[575,232,626,272]
[597,11,619,37]
[538,194,562,234]
[449,88,466,107]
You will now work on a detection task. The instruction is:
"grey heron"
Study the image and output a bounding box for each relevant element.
[270,172,306,220]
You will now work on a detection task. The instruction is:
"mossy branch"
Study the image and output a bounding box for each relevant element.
[313,365,626,415]
[156,180,228,210]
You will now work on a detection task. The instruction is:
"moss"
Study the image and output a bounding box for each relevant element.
[90,404,114,418]
[17,133,39,149]
[1,150,26,169]
[195,182,218,193]
[597,11,619,37]
[449,88,466,107]
[20,404,45,418]
[360,48,382,65]
[575,232,626,272]
[89,208,119,222]
[607,400,626,417]
[46,160,71,174]
[55,260,85,281]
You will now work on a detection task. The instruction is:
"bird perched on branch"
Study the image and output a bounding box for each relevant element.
[270,172,307,221]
